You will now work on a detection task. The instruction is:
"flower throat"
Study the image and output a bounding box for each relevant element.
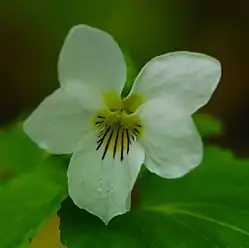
[93,91,144,161]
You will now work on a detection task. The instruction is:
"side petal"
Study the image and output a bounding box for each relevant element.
[137,99,203,179]
[58,25,127,93]
[132,52,221,114]
[23,84,102,154]
[67,131,145,224]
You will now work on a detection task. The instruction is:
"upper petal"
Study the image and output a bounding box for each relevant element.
[58,25,127,93]
[67,131,145,224]
[132,52,221,114]
[137,99,203,179]
[23,84,102,154]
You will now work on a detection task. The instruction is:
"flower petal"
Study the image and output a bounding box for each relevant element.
[23,84,102,154]
[67,131,145,224]
[137,99,203,179]
[58,25,127,93]
[132,52,221,114]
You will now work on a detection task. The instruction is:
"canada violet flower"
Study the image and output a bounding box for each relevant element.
[24,25,221,224]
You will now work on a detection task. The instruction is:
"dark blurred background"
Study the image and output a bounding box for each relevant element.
[1,0,249,155]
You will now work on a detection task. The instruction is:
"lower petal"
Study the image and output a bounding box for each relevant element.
[67,131,145,224]
[137,99,203,179]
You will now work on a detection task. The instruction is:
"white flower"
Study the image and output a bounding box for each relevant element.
[23,25,221,224]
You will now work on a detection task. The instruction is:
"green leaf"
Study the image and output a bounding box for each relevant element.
[0,124,46,182]
[0,156,67,248]
[59,146,249,248]
[193,113,223,137]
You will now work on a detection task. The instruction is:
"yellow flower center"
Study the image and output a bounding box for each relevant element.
[93,91,144,160]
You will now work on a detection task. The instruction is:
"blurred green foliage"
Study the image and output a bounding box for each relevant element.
[0,157,67,248]
[0,124,46,183]
[193,114,222,138]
